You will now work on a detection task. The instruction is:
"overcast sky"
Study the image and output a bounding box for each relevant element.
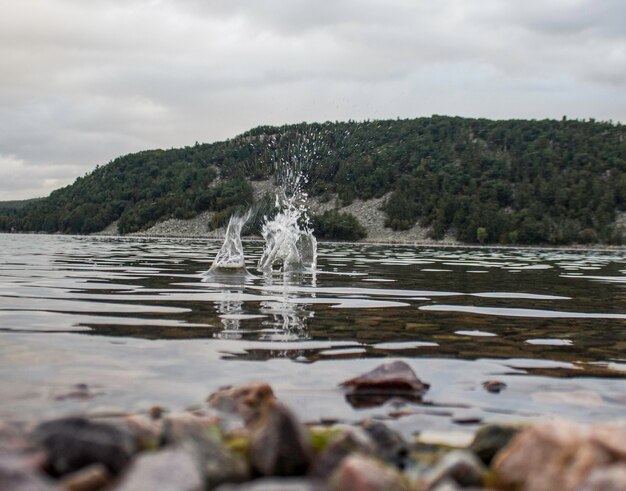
[1,0,625,200]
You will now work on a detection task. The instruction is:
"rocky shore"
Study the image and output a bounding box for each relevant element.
[3,361,626,491]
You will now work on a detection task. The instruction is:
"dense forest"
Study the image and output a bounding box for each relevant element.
[1,116,625,244]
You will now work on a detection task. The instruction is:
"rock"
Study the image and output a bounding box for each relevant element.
[113,448,203,491]
[308,428,375,479]
[481,380,507,393]
[423,450,485,489]
[118,414,162,451]
[341,361,429,408]
[208,383,275,424]
[360,420,408,469]
[248,400,313,477]
[469,424,519,465]
[0,449,58,491]
[162,412,249,489]
[32,417,135,477]
[161,412,221,447]
[491,420,619,491]
[579,463,626,491]
[214,478,328,490]
[58,463,110,491]
[329,454,409,491]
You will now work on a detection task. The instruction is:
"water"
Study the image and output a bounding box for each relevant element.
[1,234,626,437]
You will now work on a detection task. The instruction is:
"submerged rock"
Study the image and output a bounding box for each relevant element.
[481,380,507,394]
[469,424,519,466]
[248,400,312,477]
[32,417,135,477]
[113,448,203,491]
[492,420,626,491]
[341,361,429,408]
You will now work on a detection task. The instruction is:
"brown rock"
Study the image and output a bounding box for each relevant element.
[341,361,429,408]
[113,448,203,491]
[249,400,312,477]
[492,420,615,491]
[482,380,507,393]
[329,454,408,491]
[208,383,276,424]
[58,463,110,491]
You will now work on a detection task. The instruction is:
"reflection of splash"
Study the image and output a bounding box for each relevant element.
[257,270,316,339]
[210,211,251,271]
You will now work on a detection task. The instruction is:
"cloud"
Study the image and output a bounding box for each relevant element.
[0,0,625,200]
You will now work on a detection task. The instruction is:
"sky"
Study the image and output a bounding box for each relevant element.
[1,0,625,200]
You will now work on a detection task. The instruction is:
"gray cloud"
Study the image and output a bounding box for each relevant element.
[0,0,624,199]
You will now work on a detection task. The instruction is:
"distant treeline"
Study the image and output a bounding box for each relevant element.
[1,116,625,244]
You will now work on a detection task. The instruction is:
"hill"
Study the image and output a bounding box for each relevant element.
[1,116,625,245]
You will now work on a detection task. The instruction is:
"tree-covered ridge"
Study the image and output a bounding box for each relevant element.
[1,116,625,244]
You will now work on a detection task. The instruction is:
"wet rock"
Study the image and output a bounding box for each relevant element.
[208,383,276,424]
[214,478,328,491]
[248,400,313,477]
[113,448,203,491]
[492,420,619,491]
[579,463,626,491]
[58,463,110,491]
[423,450,485,489]
[162,412,249,489]
[469,424,519,465]
[361,420,409,469]
[481,380,507,393]
[329,454,409,491]
[32,417,135,477]
[309,427,375,479]
[0,450,58,491]
[341,361,429,408]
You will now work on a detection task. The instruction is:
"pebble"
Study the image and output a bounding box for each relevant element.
[214,478,328,491]
[32,417,135,477]
[329,454,409,491]
[469,424,519,465]
[58,464,110,491]
[423,450,485,489]
[113,448,203,491]
[0,449,58,491]
[248,400,312,477]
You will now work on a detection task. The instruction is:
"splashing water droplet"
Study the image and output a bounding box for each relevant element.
[209,211,251,271]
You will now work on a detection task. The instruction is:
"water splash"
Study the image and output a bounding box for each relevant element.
[209,211,251,271]
[258,133,319,272]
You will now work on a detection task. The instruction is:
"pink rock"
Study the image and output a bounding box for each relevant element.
[492,420,620,491]
[329,455,408,491]
[579,463,626,491]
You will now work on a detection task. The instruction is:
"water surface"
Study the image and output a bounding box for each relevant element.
[1,234,625,435]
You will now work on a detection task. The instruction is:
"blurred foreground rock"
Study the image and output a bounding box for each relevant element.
[492,419,626,491]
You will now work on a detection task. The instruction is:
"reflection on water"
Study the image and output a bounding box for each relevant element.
[1,234,626,431]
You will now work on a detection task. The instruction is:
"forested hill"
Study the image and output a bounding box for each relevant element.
[1,116,625,245]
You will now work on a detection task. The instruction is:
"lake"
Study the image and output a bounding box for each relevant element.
[1,233,625,437]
